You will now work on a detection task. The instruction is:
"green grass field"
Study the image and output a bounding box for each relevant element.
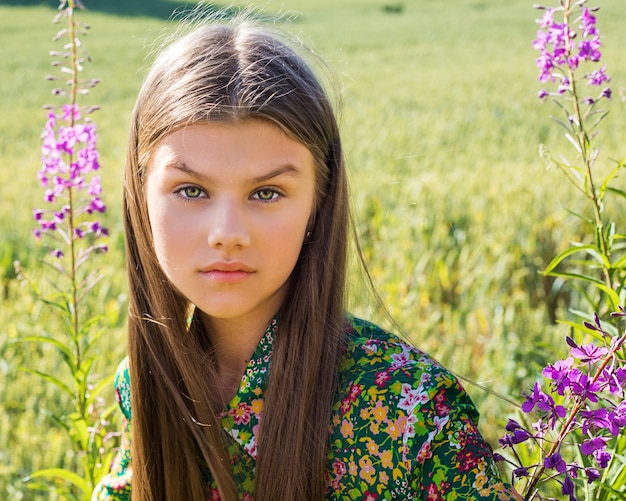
[1,0,625,498]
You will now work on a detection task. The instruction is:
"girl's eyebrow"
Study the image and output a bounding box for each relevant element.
[166,161,303,184]
[166,161,209,182]
[251,165,302,183]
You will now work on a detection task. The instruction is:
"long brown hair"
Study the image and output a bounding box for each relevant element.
[124,18,349,501]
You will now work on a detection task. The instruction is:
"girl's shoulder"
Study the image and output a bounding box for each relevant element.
[343,315,447,374]
[341,316,471,408]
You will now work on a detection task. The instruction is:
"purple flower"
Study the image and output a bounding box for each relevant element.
[41,220,57,231]
[558,77,571,94]
[90,221,108,238]
[580,436,608,456]
[532,27,549,51]
[568,337,608,364]
[500,428,531,447]
[532,2,610,106]
[88,176,102,196]
[513,467,529,478]
[62,103,81,122]
[611,306,626,318]
[87,197,106,214]
[35,108,108,251]
[522,381,567,428]
[608,401,626,436]
[587,65,609,86]
[585,467,600,483]
[543,357,573,395]
[562,475,576,501]
[499,418,532,448]
[505,418,523,432]
[569,371,602,402]
[522,381,545,413]
[580,7,597,36]
[537,7,555,30]
[577,7,602,63]
[544,452,567,473]
[578,38,602,62]
[599,366,626,396]
[593,449,611,468]
[580,408,610,434]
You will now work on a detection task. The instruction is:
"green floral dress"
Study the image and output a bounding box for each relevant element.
[93,316,514,500]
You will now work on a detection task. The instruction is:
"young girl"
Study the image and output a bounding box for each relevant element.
[93,17,516,501]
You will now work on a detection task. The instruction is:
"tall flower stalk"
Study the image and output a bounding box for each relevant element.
[497,2,626,500]
[532,0,624,316]
[18,1,118,498]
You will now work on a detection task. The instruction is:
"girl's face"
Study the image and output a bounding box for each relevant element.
[145,120,317,332]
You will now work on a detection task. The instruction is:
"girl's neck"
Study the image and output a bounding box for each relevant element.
[203,314,273,408]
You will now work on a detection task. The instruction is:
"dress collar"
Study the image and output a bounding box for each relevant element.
[219,317,277,460]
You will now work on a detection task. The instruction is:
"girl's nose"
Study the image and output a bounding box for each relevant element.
[206,199,251,249]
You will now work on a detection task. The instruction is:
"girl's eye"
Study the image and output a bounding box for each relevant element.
[253,189,280,202]
[176,186,206,199]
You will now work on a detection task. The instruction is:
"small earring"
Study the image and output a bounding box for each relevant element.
[305,231,312,239]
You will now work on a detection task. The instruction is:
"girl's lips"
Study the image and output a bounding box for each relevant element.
[201,269,253,284]
[201,261,254,273]
[200,262,254,284]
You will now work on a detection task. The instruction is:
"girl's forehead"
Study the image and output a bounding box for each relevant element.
[147,120,316,183]
[153,119,302,154]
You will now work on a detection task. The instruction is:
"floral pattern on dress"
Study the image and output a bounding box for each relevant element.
[92,316,514,501]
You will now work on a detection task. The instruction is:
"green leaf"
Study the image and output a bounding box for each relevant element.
[15,334,77,374]
[599,470,626,500]
[563,207,594,224]
[607,186,626,200]
[68,412,90,451]
[544,245,597,274]
[25,467,89,493]
[77,314,105,337]
[41,408,72,433]
[85,372,115,408]
[73,356,96,399]
[613,254,626,269]
[594,283,622,310]
[15,334,73,359]
[101,401,120,420]
[17,367,74,398]
[545,270,605,285]
[84,327,107,354]
[601,163,623,194]
[544,243,612,280]
[595,482,626,501]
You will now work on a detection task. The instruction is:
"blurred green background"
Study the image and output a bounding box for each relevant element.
[1,0,625,498]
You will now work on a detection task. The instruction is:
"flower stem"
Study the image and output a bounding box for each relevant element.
[65,0,85,415]
[562,0,612,291]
